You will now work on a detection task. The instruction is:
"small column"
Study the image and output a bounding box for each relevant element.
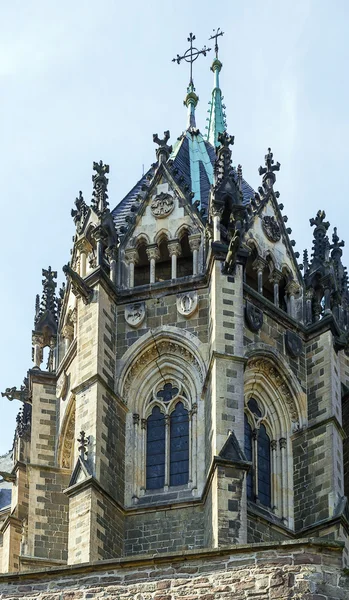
[92,226,107,267]
[164,414,170,490]
[133,414,140,502]
[76,238,91,277]
[279,437,287,521]
[271,440,278,512]
[146,244,160,284]
[106,245,118,285]
[167,239,181,280]
[286,281,300,319]
[32,334,43,369]
[62,324,74,352]
[189,234,201,276]
[306,288,313,324]
[212,207,222,242]
[252,257,267,295]
[252,428,258,501]
[125,248,139,289]
[189,403,198,490]
[269,269,283,308]
[324,286,331,313]
[140,418,147,495]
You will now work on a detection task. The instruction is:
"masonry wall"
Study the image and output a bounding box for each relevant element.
[0,541,347,600]
[124,504,205,555]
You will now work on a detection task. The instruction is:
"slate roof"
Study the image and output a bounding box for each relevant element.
[0,452,13,511]
[111,132,255,228]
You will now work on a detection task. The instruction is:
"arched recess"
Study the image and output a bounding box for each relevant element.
[133,234,150,287]
[245,239,261,292]
[58,394,76,470]
[176,226,193,278]
[244,344,306,529]
[118,327,206,505]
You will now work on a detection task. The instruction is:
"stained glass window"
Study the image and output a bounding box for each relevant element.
[170,402,189,486]
[146,406,165,489]
[244,415,253,501]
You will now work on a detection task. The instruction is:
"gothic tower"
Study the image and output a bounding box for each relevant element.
[1,31,349,593]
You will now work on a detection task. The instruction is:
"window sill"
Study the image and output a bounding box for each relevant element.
[135,484,195,506]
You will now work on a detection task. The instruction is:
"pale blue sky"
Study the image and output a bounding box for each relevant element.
[0,0,348,454]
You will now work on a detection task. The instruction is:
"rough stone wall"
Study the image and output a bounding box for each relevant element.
[0,541,347,600]
[247,513,292,544]
[124,505,204,555]
[116,290,209,360]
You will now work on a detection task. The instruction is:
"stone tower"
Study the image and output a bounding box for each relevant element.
[1,29,349,599]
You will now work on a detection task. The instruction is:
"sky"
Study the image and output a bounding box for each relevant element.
[0,0,348,454]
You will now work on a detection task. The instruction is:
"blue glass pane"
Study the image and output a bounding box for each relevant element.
[257,424,271,507]
[146,406,165,489]
[170,402,189,486]
[244,415,253,500]
[248,398,262,418]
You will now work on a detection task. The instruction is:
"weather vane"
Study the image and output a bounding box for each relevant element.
[209,28,224,59]
[172,33,211,85]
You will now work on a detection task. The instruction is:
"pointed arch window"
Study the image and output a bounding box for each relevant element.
[146,406,165,489]
[145,383,191,491]
[244,398,271,508]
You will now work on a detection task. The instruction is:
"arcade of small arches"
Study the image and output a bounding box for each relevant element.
[124,228,202,287]
[245,240,301,317]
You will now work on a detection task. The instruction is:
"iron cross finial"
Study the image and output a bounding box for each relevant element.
[172,32,211,85]
[209,28,224,59]
[78,430,90,460]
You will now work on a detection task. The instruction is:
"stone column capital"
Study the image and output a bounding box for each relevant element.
[269,269,283,284]
[252,257,267,272]
[146,244,160,262]
[76,237,92,254]
[285,280,301,296]
[125,248,139,264]
[189,233,201,252]
[167,239,182,257]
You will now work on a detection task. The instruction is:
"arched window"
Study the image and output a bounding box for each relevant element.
[146,406,165,489]
[177,231,193,277]
[134,242,149,287]
[156,238,172,282]
[145,383,191,491]
[170,402,189,486]
[244,398,271,508]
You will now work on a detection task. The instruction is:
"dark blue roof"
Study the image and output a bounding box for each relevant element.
[111,132,255,226]
[0,489,11,510]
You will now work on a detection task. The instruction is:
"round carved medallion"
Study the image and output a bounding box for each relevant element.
[150,192,175,218]
[262,215,281,242]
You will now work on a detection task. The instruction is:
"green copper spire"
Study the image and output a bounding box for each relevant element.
[206,28,227,148]
[184,82,199,128]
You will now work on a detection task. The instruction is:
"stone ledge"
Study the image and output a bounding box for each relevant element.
[0,538,343,581]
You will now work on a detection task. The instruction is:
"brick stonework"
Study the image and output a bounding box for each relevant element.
[0,541,348,599]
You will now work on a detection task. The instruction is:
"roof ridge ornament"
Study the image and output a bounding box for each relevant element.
[153,130,172,164]
[91,160,109,216]
[258,147,280,189]
[206,28,227,148]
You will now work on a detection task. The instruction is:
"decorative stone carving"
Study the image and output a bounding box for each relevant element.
[262,215,281,242]
[285,330,303,358]
[56,371,68,400]
[245,301,263,332]
[150,192,175,218]
[176,292,198,317]
[125,303,146,328]
[248,357,299,424]
[123,339,204,401]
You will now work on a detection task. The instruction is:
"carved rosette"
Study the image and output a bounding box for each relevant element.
[125,303,146,329]
[150,192,175,218]
[247,357,299,425]
[262,215,281,242]
[176,292,198,318]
